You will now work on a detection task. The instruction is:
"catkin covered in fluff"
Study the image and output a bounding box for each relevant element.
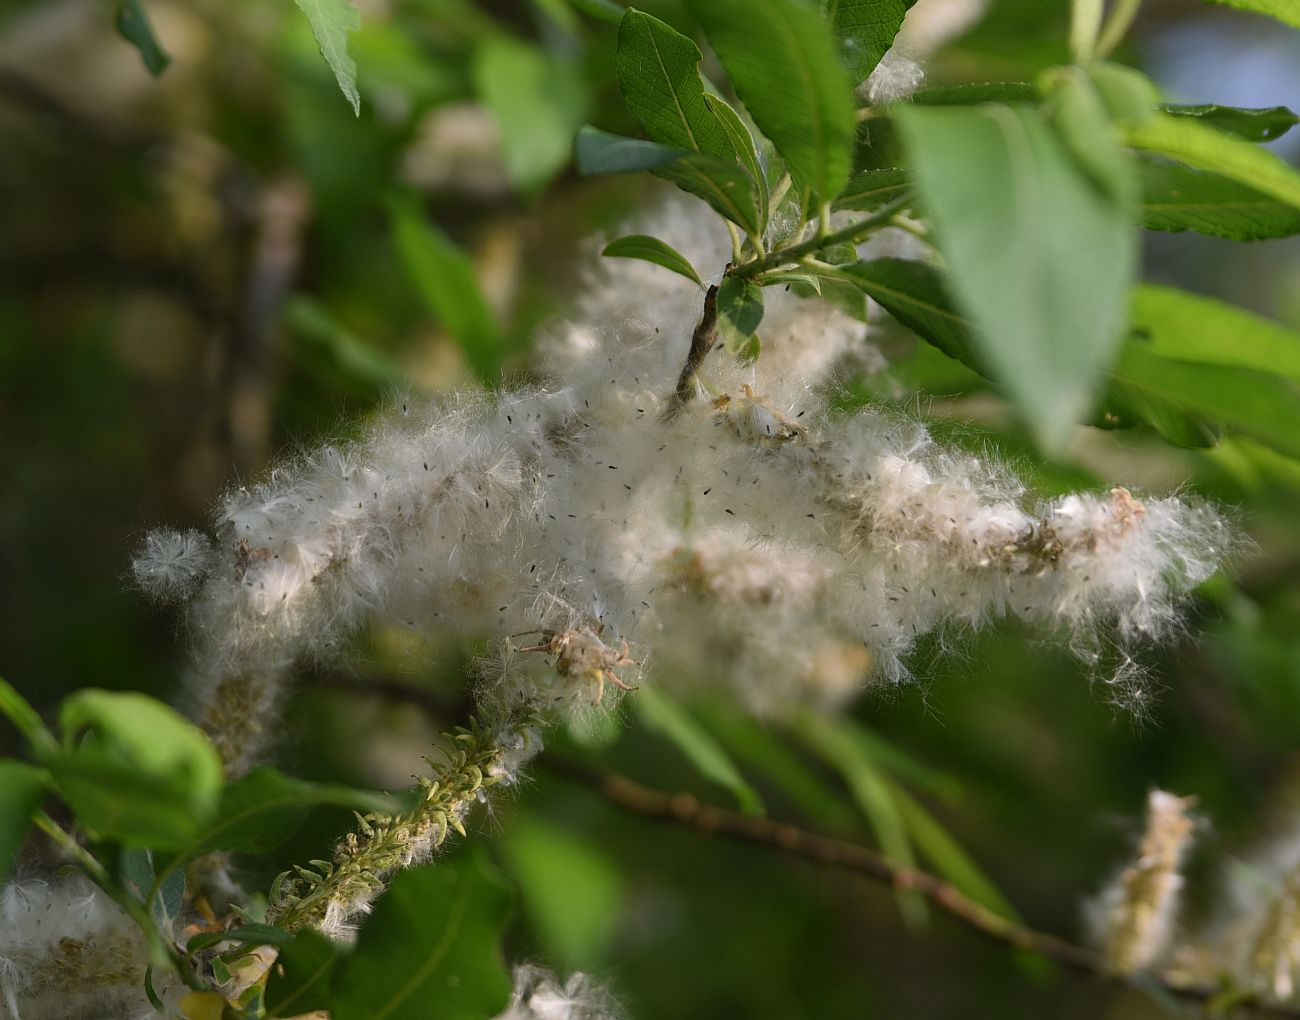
[0,877,184,1020]
[136,199,1234,779]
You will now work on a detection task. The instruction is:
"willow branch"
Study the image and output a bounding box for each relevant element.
[544,758,1300,1019]
[662,282,719,418]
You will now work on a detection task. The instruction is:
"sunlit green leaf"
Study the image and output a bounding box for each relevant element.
[897,103,1137,451]
[1109,344,1300,459]
[292,0,362,115]
[687,0,855,201]
[1140,160,1300,240]
[50,690,222,850]
[602,235,703,285]
[636,686,765,815]
[1125,113,1300,211]
[1131,284,1300,384]
[1198,0,1300,29]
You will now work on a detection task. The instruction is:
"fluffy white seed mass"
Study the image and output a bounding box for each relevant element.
[134,199,1233,773]
[0,877,183,1020]
[493,965,623,1020]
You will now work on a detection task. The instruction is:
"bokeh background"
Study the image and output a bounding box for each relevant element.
[2,0,1300,1016]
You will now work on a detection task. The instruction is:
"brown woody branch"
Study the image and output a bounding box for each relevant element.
[544,757,1300,1019]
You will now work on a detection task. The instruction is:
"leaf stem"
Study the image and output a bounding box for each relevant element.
[1069,0,1104,64]
[732,196,911,280]
[1095,0,1143,61]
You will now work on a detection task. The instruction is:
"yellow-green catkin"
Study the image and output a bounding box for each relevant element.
[1250,864,1300,1000]
[1099,789,1197,974]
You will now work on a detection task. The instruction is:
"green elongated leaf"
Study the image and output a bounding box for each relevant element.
[264,930,345,1018]
[500,817,624,968]
[843,258,988,371]
[636,686,765,815]
[51,690,222,849]
[888,782,1018,920]
[115,0,170,75]
[0,677,57,757]
[47,748,212,850]
[1199,0,1300,29]
[653,153,762,235]
[574,128,761,233]
[389,197,504,383]
[1140,160,1300,240]
[1132,285,1300,384]
[602,235,703,285]
[833,167,911,211]
[170,766,403,863]
[574,126,687,174]
[1161,103,1298,142]
[120,848,185,928]
[897,104,1137,451]
[292,0,362,115]
[1041,67,1138,204]
[824,0,918,82]
[704,94,769,228]
[910,82,1036,106]
[0,761,48,883]
[288,297,408,391]
[790,711,924,927]
[1088,62,1161,126]
[1110,344,1300,459]
[186,924,296,955]
[615,10,730,157]
[699,706,860,835]
[473,36,587,195]
[331,856,513,1020]
[570,0,625,21]
[1125,114,1300,211]
[716,276,765,354]
[687,0,855,200]
[840,722,963,802]
[844,260,1216,449]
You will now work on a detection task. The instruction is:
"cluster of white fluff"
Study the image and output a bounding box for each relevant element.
[0,877,182,1020]
[134,197,1233,777]
[494,965,623,1020]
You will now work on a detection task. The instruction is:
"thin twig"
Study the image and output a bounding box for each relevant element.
[662,282,719,418]
[729,195,912,280]
[543,758,1300,1019]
